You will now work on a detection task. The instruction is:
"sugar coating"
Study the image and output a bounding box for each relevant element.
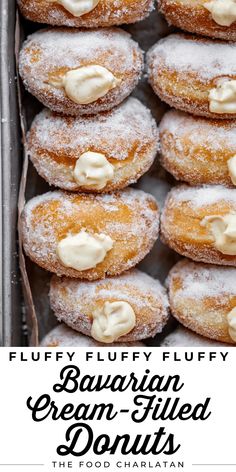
[160,110,236,154]
[160,326,227,347]
[147,33,236,82]
[19,27,144,115]
[52,269,169,309]
[40,323,144,347]
[29,98,158,162]
[167,259,236,300]
[17,0,154,28]
[50,269,169,340]
[169,184,236,208]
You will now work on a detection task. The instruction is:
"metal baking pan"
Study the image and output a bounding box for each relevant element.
[2,2,179,346]
[0,0,22,346]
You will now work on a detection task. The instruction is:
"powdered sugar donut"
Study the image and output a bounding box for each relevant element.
[49,270,169,343]
[147,34,236,119]
[40,324,145,347]
[19,28,143,116]
[27,98,159,193]
[160,110,236,187]
[17,0,154,28]
[167,259,236,344]
[161,185,236,266]
[158,0,236,41]
[21,189,159,280]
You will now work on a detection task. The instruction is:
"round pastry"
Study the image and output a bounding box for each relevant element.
[27,98,159,193]
[21,188,159,280]
[167,259,236,344]
[147,34,236,119]
[19,28,143,116]
[159,110,236,187]
[158,0,236,42]
[161,185,236,266]
[160,326,228,347]
[40,324,145,347]
[50,269,169,343]
[17,0,154,28]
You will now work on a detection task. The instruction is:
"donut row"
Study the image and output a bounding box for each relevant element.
[19,28,236,120]
[18,0,236,41]
[153,3,236,347]
[21,184,236,346]
[41,257,236,346]
[18,6,170,347]
[26,103,236,192]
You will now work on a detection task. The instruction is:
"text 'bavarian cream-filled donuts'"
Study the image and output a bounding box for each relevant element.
[27,98,159,193]
[161,185,236,266]
[158,0,236,41]
[17,0,154,28]
[160,110,236,187]
[167,259,236,344]
[19,28,143,116]
[40,324,145,347]
[49,270,169,343]
[21,189,159,280]
[147,34,236,119]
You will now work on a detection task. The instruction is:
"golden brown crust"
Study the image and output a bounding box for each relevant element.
[167,259,236,344]
[158,0,236,41]
[161,185,236,266]
[17,0,154,28]
[147,34,236,119]
[27,99,159,193]
[49,270,169,342]
[21,189,160,280]
[19,28,144,116]
[159,110,236,187]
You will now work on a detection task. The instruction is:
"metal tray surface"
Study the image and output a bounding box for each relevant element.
[0,0,22,346]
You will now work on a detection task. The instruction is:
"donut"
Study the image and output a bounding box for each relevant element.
[160,326,228,347]
[21,188,159,280]
[167,259,236,344]
[158,0,236,41]
[19,28,143,116]
[147,34,236,119]
[40,324,145,347]
[27,98,159,193]
[161,185,236,266]
[49,270,169,343]
[17,0,154,28]
[159,110,236,187]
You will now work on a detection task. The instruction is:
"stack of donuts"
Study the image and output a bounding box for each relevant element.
[18,0,172,347]
[147,0,236,346]
[18,0,236,348]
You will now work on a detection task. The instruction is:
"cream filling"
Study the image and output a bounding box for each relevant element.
[227,307,236,342]
[201,213,236,255]
[54,0,100,17]
[73,152,114,190]
[227,155,236,186]
[91,301,136,343]
[204,0,236,26]
[209,80,236,114]
[50,65,120,105]
[57,230,113,271]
